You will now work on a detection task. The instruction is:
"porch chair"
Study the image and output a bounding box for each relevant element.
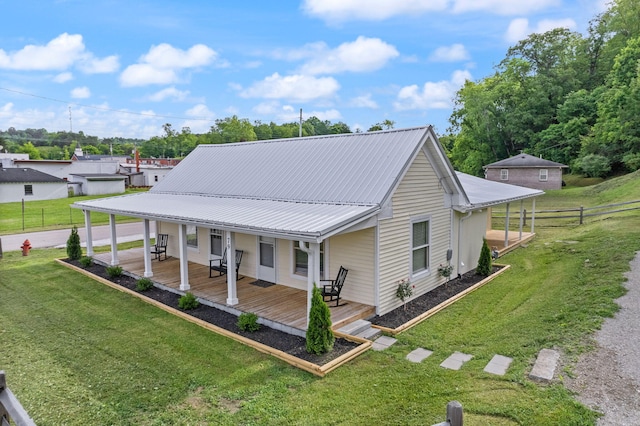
[150,233,168,261]
[209,249,244,280]
[320,266,348,307]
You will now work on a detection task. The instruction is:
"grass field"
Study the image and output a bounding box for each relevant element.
[0,189,147,235]
[1,175,639,425]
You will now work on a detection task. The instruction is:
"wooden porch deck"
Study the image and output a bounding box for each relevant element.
[485,229,535,257]
[93,248,376,334]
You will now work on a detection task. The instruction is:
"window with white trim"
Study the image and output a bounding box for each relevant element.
[210,229,223,257]
[411,218,430,275]
[500,169,508,180]
[539,169,548,181]
[293,241,325,279]
[186,225,198,248]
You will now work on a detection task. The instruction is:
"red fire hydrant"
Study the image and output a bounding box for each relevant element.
[21,239,32,256]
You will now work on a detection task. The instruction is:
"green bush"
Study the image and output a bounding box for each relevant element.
[575,154,611,178]
[66,226,82,260]
[237,312,260,332]
[106,265,123,278]
[476,238,492,277]
[136,277,153,291]
[306,284,334,355]
[178,292,199,310]
[79,256,93,268]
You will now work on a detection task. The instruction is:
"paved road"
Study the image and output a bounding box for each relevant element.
[0,221,155,252]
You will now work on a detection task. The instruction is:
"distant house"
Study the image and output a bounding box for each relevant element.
[484,153,568,190]
[0,168,68,203]
[74,127,542,330]
[118,163,175,187]
[68,173,126,196]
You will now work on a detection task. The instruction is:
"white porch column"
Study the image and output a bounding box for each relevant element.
[142,219,153,278]
[83,209,94,257]
[504,203,510,248]
[109,214,118,266]
[518,200,524,240]
[300,241,321,327]
[178,224,190,291]
[226,231,238,305]
[531,198,536,234]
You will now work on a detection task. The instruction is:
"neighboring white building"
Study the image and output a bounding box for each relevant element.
[68,173,126,196]
[118,163,174,187]
[0,168,68,203]
[0,153,29,168]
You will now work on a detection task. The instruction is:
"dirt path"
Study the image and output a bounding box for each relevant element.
[565,251,640,425]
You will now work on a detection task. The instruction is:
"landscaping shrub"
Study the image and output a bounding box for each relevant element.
[237,312,260,332]
[306,284,334,354]
[136,277,153,291]
[66,226,82,260]
[178,292,199,310]
[79,256,93,268]
[106,265,123,278]
[476,238,492,277]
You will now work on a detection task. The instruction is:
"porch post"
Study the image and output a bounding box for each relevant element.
[83,209,94,257]
[226,231,238,305]
[519,200,524,240]
[178,224,190,291]
[504,203,510,248]
[109,214,118,266]
[531,198,536,234]
[304,242,321,327]
[142,219,153,278]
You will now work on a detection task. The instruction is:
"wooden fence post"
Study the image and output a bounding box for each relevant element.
[579,206,584,224]
[447,401,463,426]
[523,209,527,227]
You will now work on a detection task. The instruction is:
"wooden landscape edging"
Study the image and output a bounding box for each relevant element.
[373,264,512,335]
[56,259,370,377]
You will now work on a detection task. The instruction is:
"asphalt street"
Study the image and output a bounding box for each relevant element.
[0,221,155,252]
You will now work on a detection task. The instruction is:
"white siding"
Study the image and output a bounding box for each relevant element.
[0,182,68,203]
[328,228,375,305]
[84,179,125,196]
[377,150,453,315]
[453,210,487,276]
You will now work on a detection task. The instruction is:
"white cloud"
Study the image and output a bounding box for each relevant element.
[70,86,91,99]
[302,0,448,23]
[349,94,378,108]
[120,43,217,87]
[53,72,73,83]
[429,44,470,62]
[394,70,472,111]
[505,18,577,43]
[452,0,560,15]
[0,33,85,71]
[148,87,190,102]
[300,36,399,75]
[239,73,340,102]
[181,104,216,134]
[79,55,120,74]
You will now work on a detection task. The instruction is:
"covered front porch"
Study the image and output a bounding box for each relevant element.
[93,247,375,337]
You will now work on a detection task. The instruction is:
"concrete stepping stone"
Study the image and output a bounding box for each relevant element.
[529,348,559,382]
[371,335,397,351]
[406,348,433,363]
[440,351,473,370]
[483,354,513,376]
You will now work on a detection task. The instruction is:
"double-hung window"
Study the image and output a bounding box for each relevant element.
[24,185,33,196]
[210,229,223,257]
[411,218,430,276]
[539,169,548,181]
[500,169,508,180]
[293,241,325,279]
[186,225,198,248]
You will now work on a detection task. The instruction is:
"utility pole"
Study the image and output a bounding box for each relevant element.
[299,108,302,137]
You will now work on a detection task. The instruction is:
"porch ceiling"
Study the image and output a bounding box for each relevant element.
[74,192,379,242]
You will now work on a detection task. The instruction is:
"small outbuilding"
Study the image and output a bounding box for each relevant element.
[68,173,126,196]
[0,168,68,203]
[484,153,568,190]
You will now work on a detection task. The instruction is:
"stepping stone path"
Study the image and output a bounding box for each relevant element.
[372,335,397,351]
[484,354,513,376]
[529,348,559,382]
[440,351,473,370]
[406,348,433,363]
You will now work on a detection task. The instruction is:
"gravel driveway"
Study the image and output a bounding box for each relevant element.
[566,251,640,425]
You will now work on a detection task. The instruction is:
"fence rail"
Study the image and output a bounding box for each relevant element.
[492,199,640,226]
[0,371,36,426]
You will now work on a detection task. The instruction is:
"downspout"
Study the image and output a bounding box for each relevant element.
[456,211,473,278]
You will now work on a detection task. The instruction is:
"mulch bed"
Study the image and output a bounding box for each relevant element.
[370,266,504,329]
[64,259,502,365]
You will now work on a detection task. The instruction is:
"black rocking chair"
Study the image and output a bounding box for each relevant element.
[209,249,244,280]
[320,266,348,307]
[150,233,168,261]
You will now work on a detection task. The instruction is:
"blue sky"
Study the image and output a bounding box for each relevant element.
[0,0,606,140]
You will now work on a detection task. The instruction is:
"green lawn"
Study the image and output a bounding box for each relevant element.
[1,176,639,425]
[0,189,147,235]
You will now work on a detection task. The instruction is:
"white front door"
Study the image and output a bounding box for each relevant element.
[257,236,276,283]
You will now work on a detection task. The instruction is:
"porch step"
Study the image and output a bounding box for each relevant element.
[357,326,382,340]
[337,319,371,336]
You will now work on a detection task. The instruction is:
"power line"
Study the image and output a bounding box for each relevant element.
[0,87,215,122]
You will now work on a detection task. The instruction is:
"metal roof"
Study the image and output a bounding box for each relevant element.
[484,153,567,169]
[151,127,431,205]
[455,172,543,211]
[75,192,379,242]
[0,168,66,184]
